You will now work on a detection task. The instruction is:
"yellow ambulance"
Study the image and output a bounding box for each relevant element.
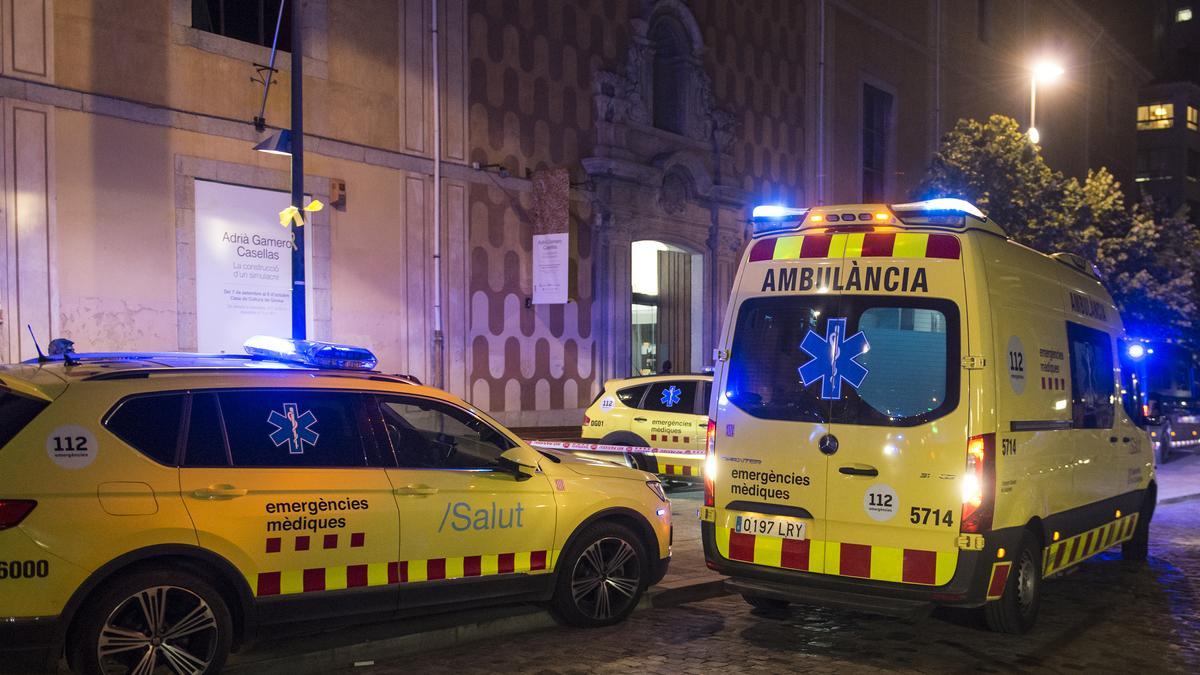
[0,338,671,673]
[581,374,711,477]
[701,200,1155,633]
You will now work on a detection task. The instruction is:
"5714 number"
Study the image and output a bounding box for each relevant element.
[910,507,953,527]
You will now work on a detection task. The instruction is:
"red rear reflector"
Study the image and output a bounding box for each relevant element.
[0,500,36,530]
[582,415,590,425]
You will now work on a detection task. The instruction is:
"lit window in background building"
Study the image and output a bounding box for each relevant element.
[1177,7,1193,22]
[1189,106,1199,131]
[1137,103,1175,130]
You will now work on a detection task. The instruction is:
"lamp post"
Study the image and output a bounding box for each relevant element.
[1028,61,1064,144]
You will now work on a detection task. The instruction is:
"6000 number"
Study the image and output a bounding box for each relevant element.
[0,560,49,579]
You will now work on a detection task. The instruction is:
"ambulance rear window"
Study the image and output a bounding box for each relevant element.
[0,389,48,451]
[726,296,959,426]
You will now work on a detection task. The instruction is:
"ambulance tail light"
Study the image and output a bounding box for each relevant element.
[582,415,591,425]
[704,418,717,507]
[0,500,36,531]
[960,434,995,533]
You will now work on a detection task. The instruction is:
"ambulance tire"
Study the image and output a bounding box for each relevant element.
[741,594,790,613]
[1122,490,1155,562]
[983,530,1042,634]
[69,567,233,675]
[551,521,648,628]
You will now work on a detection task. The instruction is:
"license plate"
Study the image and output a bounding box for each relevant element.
[729,513,807,540]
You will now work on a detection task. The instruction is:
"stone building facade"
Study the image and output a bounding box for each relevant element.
[0,0,1149,427]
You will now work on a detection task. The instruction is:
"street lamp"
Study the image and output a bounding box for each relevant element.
[1028,60,1064,144]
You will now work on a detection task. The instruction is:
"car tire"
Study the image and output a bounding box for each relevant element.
[742,594,789,612]
[1160,423,1173,464]
[551,521,648,628]
[983,530,1042,634]
[1122,489,1155,562]
[69,567,232,675]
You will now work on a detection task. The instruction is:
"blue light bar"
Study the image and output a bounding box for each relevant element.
[244,336,378,370]
[751,204,809,220]
[891,198,985,219]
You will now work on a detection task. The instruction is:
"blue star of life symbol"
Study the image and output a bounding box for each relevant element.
[798,318,871,400]
[267,403,319,454]
[660,385,682,408]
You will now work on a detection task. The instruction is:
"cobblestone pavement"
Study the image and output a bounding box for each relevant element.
[344,497,1199,674]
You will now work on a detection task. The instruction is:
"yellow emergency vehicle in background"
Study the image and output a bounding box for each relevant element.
[701,199,1155,633]
[0,337,671,674]
[581,374,711,477]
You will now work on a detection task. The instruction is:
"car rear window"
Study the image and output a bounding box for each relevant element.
[104,394,186,465]
[726,296,959,426]
[0,389,48,450]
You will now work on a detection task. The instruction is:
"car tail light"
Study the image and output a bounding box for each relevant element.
[582,415,591,425]
[960,434,995,533]
[704,419,717,507]
[0,500,36,531]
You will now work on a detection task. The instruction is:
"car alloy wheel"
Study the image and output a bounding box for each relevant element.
[98,585,219,675]
[570,536,642,621]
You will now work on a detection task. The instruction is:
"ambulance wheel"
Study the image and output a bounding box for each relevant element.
[551,521,647,628]
[983,530,1041,634]
[1122,490,1155,561]
[69,567,232,675]
[742,594,790,612]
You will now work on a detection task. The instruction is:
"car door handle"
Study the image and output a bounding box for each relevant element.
[633,417,648,422]
[192,485,248,499]
[838,465,879,477]
[394,485,439,496]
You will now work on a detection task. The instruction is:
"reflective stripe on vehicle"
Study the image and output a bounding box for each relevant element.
[1042,513,1138,576]
[254,549,557,596]
[749,232,961,262]
[715,526,956,586]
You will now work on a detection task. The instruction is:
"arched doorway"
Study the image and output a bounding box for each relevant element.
[631,240,704,375]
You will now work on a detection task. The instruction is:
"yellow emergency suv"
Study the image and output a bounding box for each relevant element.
[0,337,671,674]
[581,374,712,477]
[701,199,1155,633]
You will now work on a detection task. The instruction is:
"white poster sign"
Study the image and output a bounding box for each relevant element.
[195,180,297,353]
[532,232,569,304]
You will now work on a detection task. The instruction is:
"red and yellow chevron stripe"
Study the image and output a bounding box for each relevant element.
[1043,513,1138,576]
[659,463,699,477]
[749,232,961,262]
[713,526,956,586]
[255,549,557,597]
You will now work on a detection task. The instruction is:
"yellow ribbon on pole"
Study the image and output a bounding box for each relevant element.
[279,199,324,228]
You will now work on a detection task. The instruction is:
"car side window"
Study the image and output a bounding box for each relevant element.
[698,381,712,415]
[378,396,514,470]
[217,390,373,468]
[642,381,697,413]
[616,384,648,408]
[105,393,186,465]
[182,393,231,467]
[1067,322,1115,430]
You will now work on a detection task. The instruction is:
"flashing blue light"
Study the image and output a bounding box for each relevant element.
[1127,343,1146,360]
[751,204,808,220]
[891,198,985,219]
[244,336,378,370]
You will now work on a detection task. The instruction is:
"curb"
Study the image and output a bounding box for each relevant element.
[223,573,727,675]
[1158,491,1200,505]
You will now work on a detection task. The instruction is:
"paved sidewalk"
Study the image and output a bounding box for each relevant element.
[1158,449,1200,502]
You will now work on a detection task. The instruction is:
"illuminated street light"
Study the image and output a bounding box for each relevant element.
[1029,60,1064,143]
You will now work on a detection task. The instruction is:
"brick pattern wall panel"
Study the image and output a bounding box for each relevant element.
[466,182,595,416]
[694,0,806,202]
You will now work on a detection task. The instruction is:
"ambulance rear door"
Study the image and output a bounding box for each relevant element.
[819,232,968,587]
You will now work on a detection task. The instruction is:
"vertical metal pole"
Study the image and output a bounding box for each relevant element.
[290,0,306,340]
[431,0,445,389]
[1030,78,1037,134]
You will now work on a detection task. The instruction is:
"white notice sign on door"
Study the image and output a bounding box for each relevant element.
[532,232,569,304]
